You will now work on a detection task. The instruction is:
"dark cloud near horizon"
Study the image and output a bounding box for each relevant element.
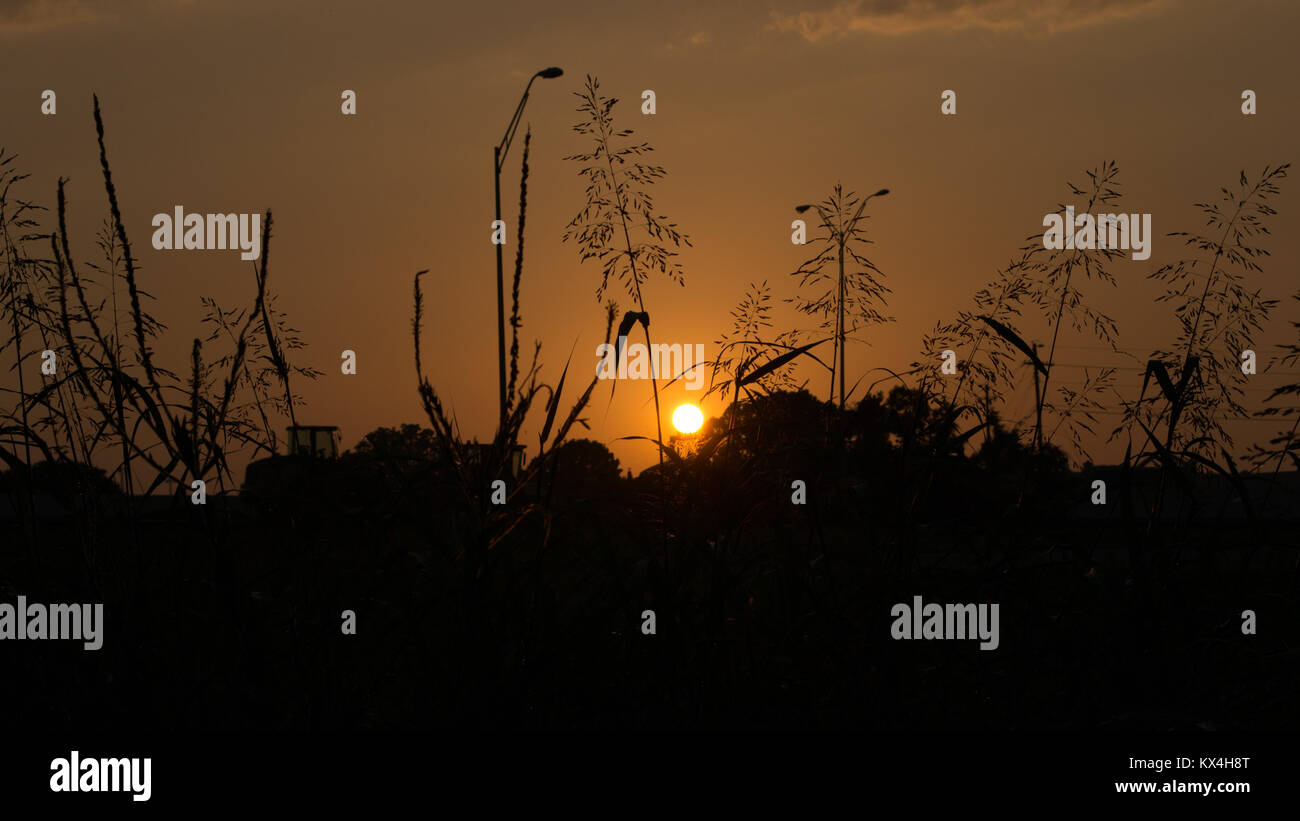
[768,0,1173,40]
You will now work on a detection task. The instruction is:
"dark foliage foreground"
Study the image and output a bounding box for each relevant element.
[3,394,1298,733]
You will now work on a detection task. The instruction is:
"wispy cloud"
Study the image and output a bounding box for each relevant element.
[0,0,104,33]
[0,0,196,35]
[768,0,1172,41]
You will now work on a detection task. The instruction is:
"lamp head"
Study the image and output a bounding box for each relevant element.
[536,67,564,79]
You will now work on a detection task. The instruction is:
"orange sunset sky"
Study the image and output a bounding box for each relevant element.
[2,0,1298,474]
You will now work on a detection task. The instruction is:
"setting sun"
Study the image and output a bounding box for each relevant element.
[672,403,704,434]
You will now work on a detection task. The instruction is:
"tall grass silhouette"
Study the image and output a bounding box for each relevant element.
[790,183,892,410]
[1,97,319,542]
[563,75,691,464]
[2,87,1298,736]
[412,121,612,581]
[1118,165,1289,455]
[920,162,1123,466]
[1252,288,1300,491]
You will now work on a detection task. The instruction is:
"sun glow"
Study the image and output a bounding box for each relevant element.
[672,403,704,434]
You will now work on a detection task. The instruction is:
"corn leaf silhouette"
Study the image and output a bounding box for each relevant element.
[739,338,829,388]
[607,310,650,404]
[614,311,650,367]
[976,315,1045,376]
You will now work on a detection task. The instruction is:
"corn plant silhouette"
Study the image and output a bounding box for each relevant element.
[1251,287,1300,500]
[706,280,812,402]
[920,162,1123,465]
[563,75,691,465]
[1114,163,1288,526]
[687,280,833,456]
[918,250,1037,451]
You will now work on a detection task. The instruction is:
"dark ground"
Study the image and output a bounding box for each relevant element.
[3,447,1297,734]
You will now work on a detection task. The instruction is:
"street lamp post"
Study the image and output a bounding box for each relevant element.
[795,188,888,410]
[493,66,563,432]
